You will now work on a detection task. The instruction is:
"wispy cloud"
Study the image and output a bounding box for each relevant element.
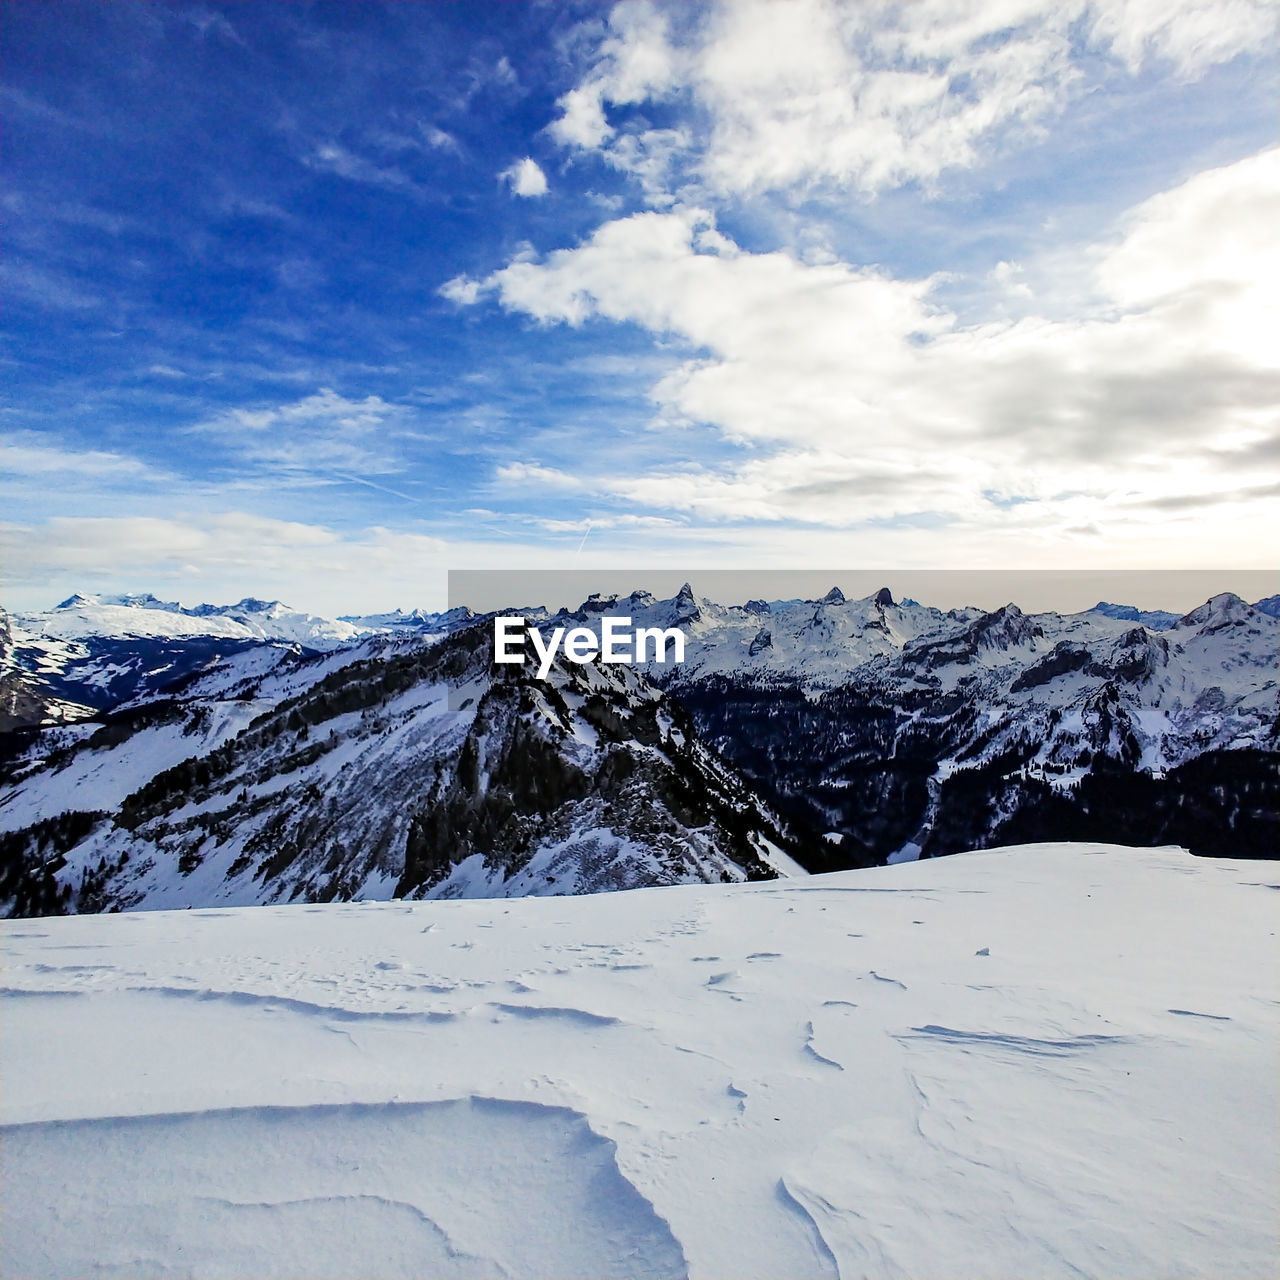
[6,0,1276,602]
[549,0,1277,201]
[196,388,413,477]
[302,142,421,195]
[4,260,103,312]
[1,434,166,481]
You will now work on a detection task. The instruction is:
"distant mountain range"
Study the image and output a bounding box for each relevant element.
[1,584,1276,916]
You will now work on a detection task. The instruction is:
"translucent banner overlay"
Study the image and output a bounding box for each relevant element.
[444,569,1276,709]
[448,569,1276,618]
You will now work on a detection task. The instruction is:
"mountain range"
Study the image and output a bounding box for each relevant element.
[1,584,1275,916]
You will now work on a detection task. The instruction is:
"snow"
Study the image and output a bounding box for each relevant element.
[752,833,810,878]
[3,843,1276,1280]
[16,598,370,651]
[0,706,266,831]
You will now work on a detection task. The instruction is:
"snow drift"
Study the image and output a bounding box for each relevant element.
[2,843,1276,1279]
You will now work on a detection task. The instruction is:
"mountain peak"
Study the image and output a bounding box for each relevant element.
[56,592,178,612]
[673,583,701,624]
[821,587,846,605]
[1177,592,1249,629]
[54,593,97,610]
[1088,601,1181,630]
[1092,600,1139,620]
[873,587,894,608]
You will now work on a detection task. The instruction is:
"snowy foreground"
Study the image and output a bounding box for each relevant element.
[3,845,1277,1280]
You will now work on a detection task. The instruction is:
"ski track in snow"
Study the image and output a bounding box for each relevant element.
[2,843,1278,1279]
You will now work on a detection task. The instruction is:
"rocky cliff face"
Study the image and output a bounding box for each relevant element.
[0,610,50,734]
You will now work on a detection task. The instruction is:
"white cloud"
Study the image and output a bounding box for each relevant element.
[1096,147,1280,366]
[602,128,690,206]
[439,275,483,306]
[1089,0,1277,76]
[494,462,584,491]
[501,157,549,198]
[421,125,460,152]
[493,56,517,88]
[550,3,676,151]
[550,86,614,150]
[549,0,1276,200]
[5,513,742,616]
[447,149,1280,550]
[0,435,163,481]
[198,388,410,476]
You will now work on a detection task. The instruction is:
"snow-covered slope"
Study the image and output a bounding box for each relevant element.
[2,842,1275,1279]
[0,609,98,731]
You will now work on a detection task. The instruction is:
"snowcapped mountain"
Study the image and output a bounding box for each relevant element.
[0,595,387,733]
[552,583,985,685]
[24,592,371,648]
[654,587,1277,865]
[1,582,1275,916]
[339,605,475,632]
[1087,600,1182,628]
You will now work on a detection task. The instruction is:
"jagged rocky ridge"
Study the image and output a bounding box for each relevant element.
[1,585,1275,916]
[0,623,793,915]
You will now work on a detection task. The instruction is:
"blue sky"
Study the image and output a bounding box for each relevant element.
[3,0,1277,613]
